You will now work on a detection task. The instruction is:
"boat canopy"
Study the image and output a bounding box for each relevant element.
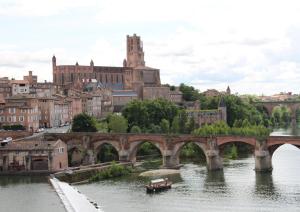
[151,179,165,184]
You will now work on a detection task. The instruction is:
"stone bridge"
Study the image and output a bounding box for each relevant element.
[43,133,300,172]
[256,101,300,125]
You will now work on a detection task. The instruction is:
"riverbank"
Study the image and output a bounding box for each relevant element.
[54,162,133,184]
[139,169,180,177]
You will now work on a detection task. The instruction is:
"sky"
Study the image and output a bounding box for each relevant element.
[1,0,300,95]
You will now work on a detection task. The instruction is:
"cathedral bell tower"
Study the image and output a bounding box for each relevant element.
[52,55,57,84]
[126,34,145,68]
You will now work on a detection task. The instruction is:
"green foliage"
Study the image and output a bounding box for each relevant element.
[122,99,178,131]
[137,142,161,157]
[95,121,108,133]
[180,143,206,162]
[89,162,132,181]
[185,117,196,134]
[160,119,170,134]
[178,110,188,133]
[108,114,128,133]
[171,116,180,134]
[71,113,97,132]
[242,119,251,127]
[271,106,291,126]
[130,125,142,133]
[179,83,201,101]
[147,124,161,133]
[193,121,230,136]
[2,125,25,131]
[200,94,270,127]
[193,121,270,141]
[141,159,162,169]
[97,144,119,163]
[225,144,238,159]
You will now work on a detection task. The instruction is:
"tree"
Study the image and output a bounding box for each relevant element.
[200,94,268,127]
[179,83,200,101]
[122,99,178,130]
[122,100,149,130]
[171,116,180,133]
[178,110,188,133]
[160,119,170,134]
[185,117,196,133]
[148,124,161,134]
[130,125,141,133]
[241,119,251,128]
[281,107,291,124]
[71,113,97,132]
[108,114,128,133]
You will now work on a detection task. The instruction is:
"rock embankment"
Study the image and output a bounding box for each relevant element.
[139,169,180,177]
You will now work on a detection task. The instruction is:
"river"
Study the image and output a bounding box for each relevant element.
[75,144,300,212]
[1,129,300,212]
[0,175,65,212]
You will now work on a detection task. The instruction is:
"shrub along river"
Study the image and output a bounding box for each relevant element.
[0,128,300,212]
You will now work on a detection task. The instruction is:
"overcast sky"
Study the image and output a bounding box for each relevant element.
[1,0,300,95]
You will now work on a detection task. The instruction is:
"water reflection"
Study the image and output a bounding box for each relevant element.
[204,170,227,194]
[255,172,279,200]
[0,175,48,187]
[0,175,65,212]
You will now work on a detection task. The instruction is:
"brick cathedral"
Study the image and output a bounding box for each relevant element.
[52,34,170,100]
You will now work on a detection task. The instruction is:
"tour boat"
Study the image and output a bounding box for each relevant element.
[146,178,172,193]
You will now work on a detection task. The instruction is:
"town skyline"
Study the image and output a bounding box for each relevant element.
[1,0,300,95]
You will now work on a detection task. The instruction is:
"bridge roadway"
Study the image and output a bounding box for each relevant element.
[44,133,300,172]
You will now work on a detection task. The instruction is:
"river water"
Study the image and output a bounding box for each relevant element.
[1,129,300,212]
[0,175,65,212]
[76,144,300,212]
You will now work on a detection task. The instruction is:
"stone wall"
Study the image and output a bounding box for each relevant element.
[0,131,32,140]
[143,86,170,100]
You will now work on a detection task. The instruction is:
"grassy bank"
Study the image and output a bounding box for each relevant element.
[89,162,132,182]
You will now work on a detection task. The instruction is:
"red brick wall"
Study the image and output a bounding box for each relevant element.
[0,131,32,140]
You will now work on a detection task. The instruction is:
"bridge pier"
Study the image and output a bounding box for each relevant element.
[162,154,179,169]
[206,150,223,171]
[86,149,96,165]
[118,150,130,162]
[254,150,272,172]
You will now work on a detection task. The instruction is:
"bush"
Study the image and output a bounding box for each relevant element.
[2,125,25,131]
[89,162,132,181]
[130,125,141,133]
[72,113,97,132]
[108,114,128,133]
[225,144,238,159]
[193,121,270,141]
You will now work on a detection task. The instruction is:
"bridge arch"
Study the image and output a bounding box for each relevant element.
[268,142,300,157]
[172,141,207,166]
[68,146,84,167]
[93,140,121,163]
[128,139,164,163]
[95,142,119,163]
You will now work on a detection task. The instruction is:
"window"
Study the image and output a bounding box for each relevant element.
[19,116,24,122]
[0,116,5,122]
[58,147,64,153]
[9,108,16,114]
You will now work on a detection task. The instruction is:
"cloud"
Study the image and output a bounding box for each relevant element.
[0,0,99,17]
[1,0,300,95]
